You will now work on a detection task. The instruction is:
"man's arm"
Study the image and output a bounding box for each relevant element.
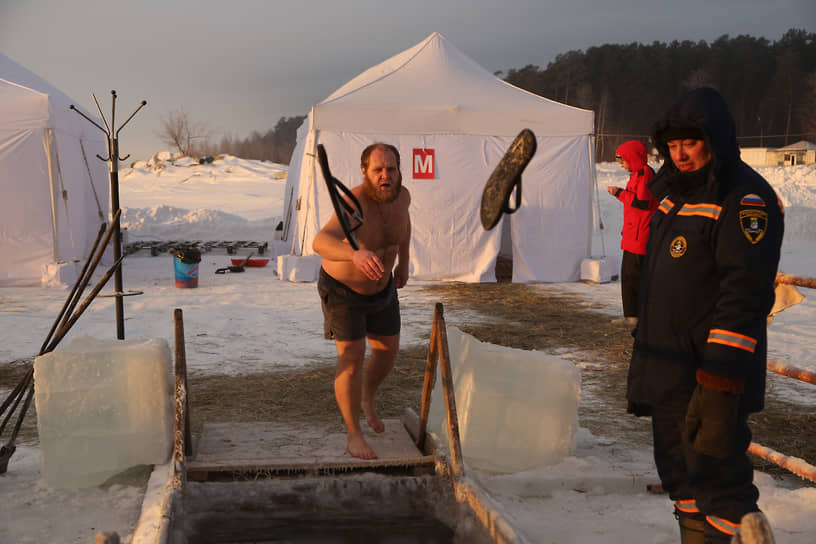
[312,214,354,261]
[313,214,385,280]
[394,215,411,288]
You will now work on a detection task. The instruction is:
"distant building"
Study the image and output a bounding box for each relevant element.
[772,141,816,166]
[741,140,816,167]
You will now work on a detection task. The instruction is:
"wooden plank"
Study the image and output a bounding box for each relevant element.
[187,420,434,479]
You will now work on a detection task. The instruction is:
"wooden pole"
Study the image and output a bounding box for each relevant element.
[50,210,121,348]
[173,309,187,491]
[749,442,816,483]
[45,255,124,354]
[775,272,816,290]
[436,303,465,480]
[174,308,192,460]
[417,304,441,452]
[39,222,106,354]
[767,359,816,385]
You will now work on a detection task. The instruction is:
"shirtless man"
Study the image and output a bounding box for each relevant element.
[312,143,411,460]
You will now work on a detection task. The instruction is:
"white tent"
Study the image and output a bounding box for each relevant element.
[0,54,108,286]
[283,32,595,282]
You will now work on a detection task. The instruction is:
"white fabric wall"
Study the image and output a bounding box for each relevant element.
[510,135,593,282]
[281,120,309,250]
[294,131,591,282]
[0,128,53,285]
[0,127,107,286]
[1,57,109,287]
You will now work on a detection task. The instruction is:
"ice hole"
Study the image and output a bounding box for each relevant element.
[177,474,495,543]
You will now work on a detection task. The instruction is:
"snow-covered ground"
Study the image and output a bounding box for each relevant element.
[1,154,815,543]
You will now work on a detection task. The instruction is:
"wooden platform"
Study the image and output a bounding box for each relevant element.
[187,420,436,481]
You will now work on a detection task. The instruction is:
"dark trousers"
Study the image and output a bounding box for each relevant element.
[620,250,644,317]
[651,405,759,524]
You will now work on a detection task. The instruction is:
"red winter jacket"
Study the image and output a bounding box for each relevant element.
[614,140,658,255]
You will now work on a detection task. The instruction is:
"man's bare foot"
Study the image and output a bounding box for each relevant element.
[346,434,377,460]
[363,401,385,433]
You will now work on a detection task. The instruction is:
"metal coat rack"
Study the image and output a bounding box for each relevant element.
[70,91,146,339]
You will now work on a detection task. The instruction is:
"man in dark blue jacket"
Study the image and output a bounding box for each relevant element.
[627,88,784,543]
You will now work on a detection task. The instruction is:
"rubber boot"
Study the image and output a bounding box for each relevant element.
[704,518,737,544]
[676,509,705,544]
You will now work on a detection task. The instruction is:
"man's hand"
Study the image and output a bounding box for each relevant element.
[351,248,385,281]
[394,263,408,288]
[608,186,621,196]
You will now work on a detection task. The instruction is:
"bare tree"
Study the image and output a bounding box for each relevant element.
[157,109,212,157]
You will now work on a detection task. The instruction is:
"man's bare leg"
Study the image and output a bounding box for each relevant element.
[334,338,377,459]
[362,333,399,434]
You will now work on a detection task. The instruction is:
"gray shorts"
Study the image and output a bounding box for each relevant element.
[317,268,400,341]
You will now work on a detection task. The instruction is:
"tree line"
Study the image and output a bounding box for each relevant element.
[501,28,816,161]
[161,29,815,164]
[159,112,306,165]
[212,115,307,164]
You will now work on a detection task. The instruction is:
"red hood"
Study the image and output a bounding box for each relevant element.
[616,140,648,172]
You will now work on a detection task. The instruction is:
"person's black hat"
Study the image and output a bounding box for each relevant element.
[660,126,704,142]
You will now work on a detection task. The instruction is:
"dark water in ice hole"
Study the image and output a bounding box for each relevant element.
[184,476,489,544]
[195,515,456,543]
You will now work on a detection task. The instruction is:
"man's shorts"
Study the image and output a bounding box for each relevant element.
[317,268,400,341]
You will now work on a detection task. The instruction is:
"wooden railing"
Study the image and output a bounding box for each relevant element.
[748,274,816,483]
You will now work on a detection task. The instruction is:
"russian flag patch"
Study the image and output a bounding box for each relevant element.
[740,194,765,206]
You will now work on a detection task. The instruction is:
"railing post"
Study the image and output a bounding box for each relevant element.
[435,303,465,480]
[417,304,441,452]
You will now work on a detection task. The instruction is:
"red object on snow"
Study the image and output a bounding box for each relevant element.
[231,258,269,267]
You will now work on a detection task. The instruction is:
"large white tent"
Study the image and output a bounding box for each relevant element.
[0,54,108,286]
[283,32,595,282]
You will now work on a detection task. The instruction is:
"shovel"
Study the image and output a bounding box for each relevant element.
[215,252,254,274]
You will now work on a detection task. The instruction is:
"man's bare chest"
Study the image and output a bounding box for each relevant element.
[359,201,407,247]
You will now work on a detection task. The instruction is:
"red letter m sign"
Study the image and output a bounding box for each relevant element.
[412,149,435,179]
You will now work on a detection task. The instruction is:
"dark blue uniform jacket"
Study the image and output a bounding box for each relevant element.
[627,88,784,414]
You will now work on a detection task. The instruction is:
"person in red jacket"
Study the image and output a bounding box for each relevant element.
[607,140,659,325]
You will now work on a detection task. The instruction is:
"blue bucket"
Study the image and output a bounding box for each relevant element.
[173,247,201,288]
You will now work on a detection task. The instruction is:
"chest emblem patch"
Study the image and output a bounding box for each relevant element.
[670,236,688,258]
[739,209,768,244]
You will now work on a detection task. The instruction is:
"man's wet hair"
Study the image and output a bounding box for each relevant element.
[361,143,401,170]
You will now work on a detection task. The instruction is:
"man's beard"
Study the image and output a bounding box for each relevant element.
[363,172,402,203]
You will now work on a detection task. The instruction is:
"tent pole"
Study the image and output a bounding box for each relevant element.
[589,134,605,258]
[44,129,60,262]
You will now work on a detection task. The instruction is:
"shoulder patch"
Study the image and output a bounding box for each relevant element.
[739,209,768,244]
[740,194,765,207]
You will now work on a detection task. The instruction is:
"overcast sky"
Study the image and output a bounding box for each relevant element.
[1,0,814,162]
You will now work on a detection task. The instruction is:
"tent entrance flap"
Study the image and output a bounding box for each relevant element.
[45,128,77,262]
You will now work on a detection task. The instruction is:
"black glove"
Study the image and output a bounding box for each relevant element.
[683,383,741,458]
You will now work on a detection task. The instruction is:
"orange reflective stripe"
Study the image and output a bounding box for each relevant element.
[707,329,757,353]
[659,198,675,214]
[677,203,722,220]
[706,515,740,536]
[674,499,700,513]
